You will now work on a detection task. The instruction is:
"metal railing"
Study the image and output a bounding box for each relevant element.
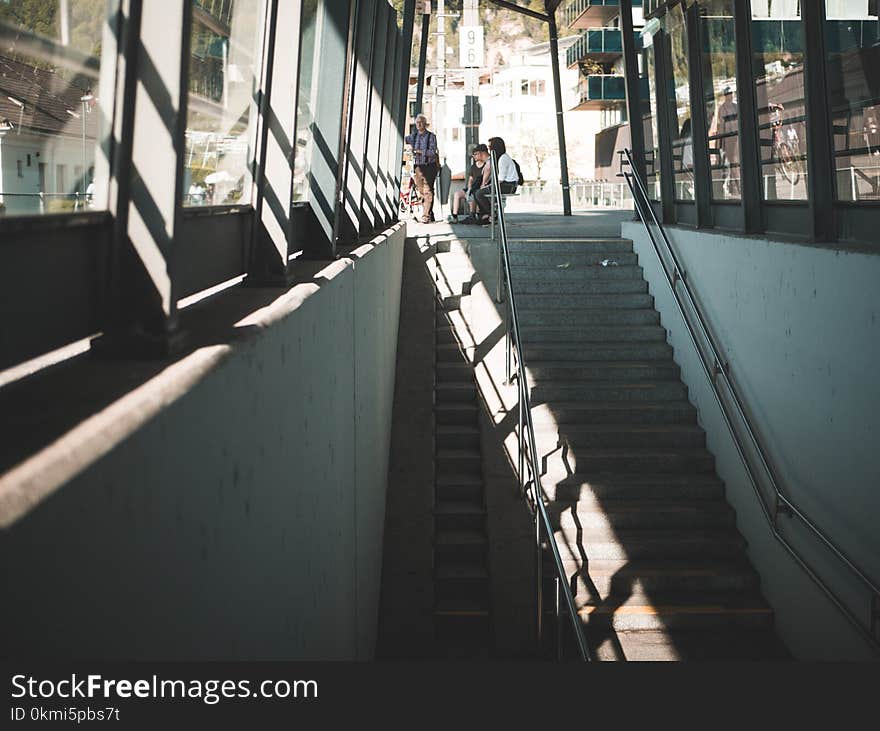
[490,150,591,661]
[620,147,880,652]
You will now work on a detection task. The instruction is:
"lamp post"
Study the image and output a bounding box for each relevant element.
[80,90,94,207]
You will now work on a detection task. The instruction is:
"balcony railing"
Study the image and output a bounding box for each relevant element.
[578,74,626,105]
[563,1,643,30]
[566,27,624,67]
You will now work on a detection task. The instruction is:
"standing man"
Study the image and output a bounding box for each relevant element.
[405,114,439,223]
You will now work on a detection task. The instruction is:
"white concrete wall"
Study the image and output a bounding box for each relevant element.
[0,225,404,660]
[623,221,880,660]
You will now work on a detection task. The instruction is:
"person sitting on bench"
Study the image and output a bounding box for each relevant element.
[472,137,518,225]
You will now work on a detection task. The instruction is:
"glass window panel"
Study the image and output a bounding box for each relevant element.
[184,0,264,207]
[751,1,808,201]
[701,0,740,201]
[292,0,318,203]
[641,32,661,200]
[0,0,114,216]
[665,5,694,201]
[824,0,880,201]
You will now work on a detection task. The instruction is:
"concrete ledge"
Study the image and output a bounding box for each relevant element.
[0,223,405,660]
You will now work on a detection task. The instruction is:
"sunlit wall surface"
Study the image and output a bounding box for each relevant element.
[824,0,880,202]
[184,0,264,207]
[0,0,114,216]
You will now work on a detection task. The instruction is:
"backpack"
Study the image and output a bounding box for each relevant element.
[512,158,524,186]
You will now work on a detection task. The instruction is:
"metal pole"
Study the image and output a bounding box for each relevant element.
[546,5,571,216]
[620,0,646,184]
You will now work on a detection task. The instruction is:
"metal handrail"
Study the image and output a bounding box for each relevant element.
[621,147,880,652]
[490,150,591,661]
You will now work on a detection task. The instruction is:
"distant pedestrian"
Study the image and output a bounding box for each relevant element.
[405,114,439,223]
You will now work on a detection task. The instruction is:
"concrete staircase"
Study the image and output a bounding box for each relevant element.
[433,297,492,656]
[507,238,789,661]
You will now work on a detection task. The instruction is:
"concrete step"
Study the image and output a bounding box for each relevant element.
[435,424,480,450]
[435,381,476,402]
[436,475,484,502]
[518,325,668,344]
[436,343,469,362]
[435,527,489,559]
[433,597,490,642]
[436,362,475,382]
[524,360,680,383]
[538,423,705,449]
[539,448,715,475]
[434,501,486,531]
[522,342,673,362]
[543,558,760,599]
[434,402,477,425]
[573,596,774,632]
[436,326,462,345]
[530,400,697,425]
[550,527,747,561]
[436,449,481,476]
[435,564,490,602]
[547,498,734,532]
[530,381,686,403]
[517,292,654,309]
[507,238,633,254]
[511,265,644,283]
[542,473,725,502]
[591,628,789,661]
[508,251,639,267]
[518,308,659,327]
[513,280,649,297]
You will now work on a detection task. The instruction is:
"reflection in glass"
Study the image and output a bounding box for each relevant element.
[665,5,693,201]
[824,0,880,201]
[0,0,112,216]
[640,31,661,200]
[292,0,318,203]
[184,0,263,207]
[701,0,740,200]
[751,1,808,201]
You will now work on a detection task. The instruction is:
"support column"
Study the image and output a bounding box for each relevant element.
[802,0,835,241]
[546,5,571,216]
[620,0,646,183]
[249,0,302,283]
[733,0,762,233]
[685,1,711,227]
[97,0,191,357]
[414,7,430,116]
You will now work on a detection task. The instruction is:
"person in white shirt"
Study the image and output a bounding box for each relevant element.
[472,136,518,224]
